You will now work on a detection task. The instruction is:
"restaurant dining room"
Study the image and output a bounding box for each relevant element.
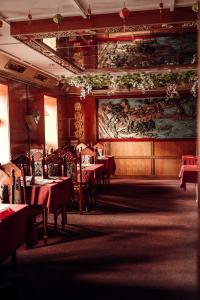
[0,1,199,299]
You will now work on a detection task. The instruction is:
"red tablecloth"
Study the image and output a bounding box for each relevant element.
[179,165,198,190]
[26,177,73,214]
[0,204,35,262]
[97,156,116,175]
[81,164,105,181]
[181,155,198,165]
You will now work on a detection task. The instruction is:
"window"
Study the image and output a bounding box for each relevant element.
[0,84,10,163]
[44,95,58,153]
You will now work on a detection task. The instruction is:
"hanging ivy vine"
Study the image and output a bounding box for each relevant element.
[60,70,197,99]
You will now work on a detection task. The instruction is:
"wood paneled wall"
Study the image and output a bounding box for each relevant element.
[8,81,45,156]
[109,140,196,176]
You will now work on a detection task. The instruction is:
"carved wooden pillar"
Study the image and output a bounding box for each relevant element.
[74,102,84,142]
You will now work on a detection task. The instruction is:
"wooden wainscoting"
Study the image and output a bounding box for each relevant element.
[109,140,196,176]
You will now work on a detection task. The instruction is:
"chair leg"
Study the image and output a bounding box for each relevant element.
[54,213,58,233]
[42,206,48,245]
[11,250,17,274]
[85,191,90,212]
[61,203,66,230]
[79,192,83,215]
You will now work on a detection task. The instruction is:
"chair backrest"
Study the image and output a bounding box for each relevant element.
[93,142,104,150]
[65,153,78,182]
[1,162,21,177]
[0,168,11,186]
[44,153,65,177]
[53,148,67,157]
[0,168,12,203]
[93,142,105,156]
[76,143,87,152]
[31,151,45,177]
[64,153,91,188]
[11,154,32,176]
[81,147,96,163]
[0,164,23,204]
[81,147,95,156]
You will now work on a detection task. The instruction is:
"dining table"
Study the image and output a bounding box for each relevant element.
[179,164,199,205]
[179,165,198,190]
[0,204,37,263]
[97,155,116,176]
[26,176,73,229]
[81,163,105,182]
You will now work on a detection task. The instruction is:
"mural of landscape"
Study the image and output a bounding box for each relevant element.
[97,96,196,139]
[98,33,196,68]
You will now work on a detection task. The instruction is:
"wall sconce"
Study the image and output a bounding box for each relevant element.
[24,115,38,131]
[24,109,40,131]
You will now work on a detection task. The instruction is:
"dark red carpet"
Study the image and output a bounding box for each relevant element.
[1,177,198,300]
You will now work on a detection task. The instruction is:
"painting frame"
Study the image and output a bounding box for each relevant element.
[96,94,196,141]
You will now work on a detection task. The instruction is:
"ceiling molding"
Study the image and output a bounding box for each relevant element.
[10,8,196,37]
[14,36,83,74]
[73,0,88,19]
[85,64,197,75]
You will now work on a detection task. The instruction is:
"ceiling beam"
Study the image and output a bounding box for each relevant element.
[73,0,88,19]
[10,7,196,37]
[169,0,176,12]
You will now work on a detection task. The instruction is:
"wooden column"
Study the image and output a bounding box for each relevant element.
[197,4,200,205]
[197,4,200,300]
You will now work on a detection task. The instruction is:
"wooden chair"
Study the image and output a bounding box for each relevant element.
[31,151,46,178]
[2,160,48,245]
[44,153,65,178]
[76,143,87,153]
[93,142,105,157]
[65,152,90,213]
[20,166,48,245]
[11,154,31,171]
[0,162,22,204]
[52,147,67,157]
[81,147,96,164]
[0,168,15,204]
[44,153,67,230]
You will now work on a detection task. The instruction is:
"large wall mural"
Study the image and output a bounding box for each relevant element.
[98,32,196,69]
[97,96,196,140]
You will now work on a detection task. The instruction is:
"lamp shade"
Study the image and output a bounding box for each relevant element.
[192,2,198,13]
[53,13,63,24]
[119,7,130,20]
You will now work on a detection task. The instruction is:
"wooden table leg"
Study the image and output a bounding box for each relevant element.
[42,206,48,245]
[195,184,199,207]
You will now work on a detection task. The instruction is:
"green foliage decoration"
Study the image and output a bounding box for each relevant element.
[60,70,197,99]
